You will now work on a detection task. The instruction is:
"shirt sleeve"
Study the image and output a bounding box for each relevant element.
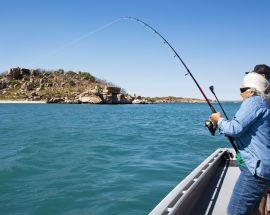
[218,97,262,137]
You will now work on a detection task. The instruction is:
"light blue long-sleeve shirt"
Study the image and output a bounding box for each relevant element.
[218,96,270,180]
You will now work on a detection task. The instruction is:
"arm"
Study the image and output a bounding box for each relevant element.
[217,98,261,137]
[210,97,261,137]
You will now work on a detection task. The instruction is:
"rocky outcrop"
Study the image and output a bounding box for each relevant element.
[21,82,34,91]
[47,98,65,103]
[117,94,133,104]
[7,68,22,79]
[132,96,150,104]
[6,67,33,80]
[80,95,103,104]
[77,86,132,104]
[0,81,7,90]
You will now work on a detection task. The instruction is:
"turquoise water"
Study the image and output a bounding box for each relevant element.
[0,103,239,215]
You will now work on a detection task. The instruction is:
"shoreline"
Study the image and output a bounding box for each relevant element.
[0,99,240,104]
[0,100,47,104]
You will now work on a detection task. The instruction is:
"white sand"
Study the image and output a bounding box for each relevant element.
[0,100,47,104]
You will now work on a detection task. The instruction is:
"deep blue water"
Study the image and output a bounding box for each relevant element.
[0,103,240,215]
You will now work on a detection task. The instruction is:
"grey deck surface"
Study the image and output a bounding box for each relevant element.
[189,161,241,215]
[210,166,240,215]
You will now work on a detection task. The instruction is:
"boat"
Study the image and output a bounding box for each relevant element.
[149,148,270,215]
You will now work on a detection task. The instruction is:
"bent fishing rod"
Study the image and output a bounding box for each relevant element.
[123,17,238,152]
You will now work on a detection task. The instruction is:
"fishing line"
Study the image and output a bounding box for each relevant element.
[33,18,122,65]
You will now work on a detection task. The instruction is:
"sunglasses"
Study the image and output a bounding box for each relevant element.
[240,87,251,93]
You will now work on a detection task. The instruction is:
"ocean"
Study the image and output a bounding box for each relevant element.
[0,103,240,215]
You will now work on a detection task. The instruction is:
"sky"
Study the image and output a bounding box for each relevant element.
[1,0,269,100]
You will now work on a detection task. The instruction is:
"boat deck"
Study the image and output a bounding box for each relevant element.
[193,160,240,214]
[149,148,241,215]
[209,165,240,214]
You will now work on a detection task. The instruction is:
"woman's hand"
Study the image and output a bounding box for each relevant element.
[210,112,222,124]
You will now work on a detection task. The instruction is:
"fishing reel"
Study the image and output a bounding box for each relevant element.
[205,119,216,136]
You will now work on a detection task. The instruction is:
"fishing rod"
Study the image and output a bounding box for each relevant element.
[209,86,238,152]
[123,17,238,152]
[209,86,229,120]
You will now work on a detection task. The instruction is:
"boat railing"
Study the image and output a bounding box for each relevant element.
[149,148,234,215]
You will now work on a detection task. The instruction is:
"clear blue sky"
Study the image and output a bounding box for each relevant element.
[1,0,269,100]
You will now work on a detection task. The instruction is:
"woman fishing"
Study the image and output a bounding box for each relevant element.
[210,71,270,215]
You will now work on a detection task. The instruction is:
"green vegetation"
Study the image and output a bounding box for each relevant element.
[78,71,95,82]
[10,80,20,86]
[145,97,156,103]
[69,80,76,86]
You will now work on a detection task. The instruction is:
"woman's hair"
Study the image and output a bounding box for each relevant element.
[242,72,270,98]
[252,64,270,81]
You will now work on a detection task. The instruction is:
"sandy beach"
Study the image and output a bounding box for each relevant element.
[0,100,47,104]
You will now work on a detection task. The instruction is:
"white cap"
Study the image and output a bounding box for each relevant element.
[241,72,269,96]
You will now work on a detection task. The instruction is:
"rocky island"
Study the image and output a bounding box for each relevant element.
[0,67,208,104]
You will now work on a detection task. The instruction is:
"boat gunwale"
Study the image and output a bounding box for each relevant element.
[149,148,233,215]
